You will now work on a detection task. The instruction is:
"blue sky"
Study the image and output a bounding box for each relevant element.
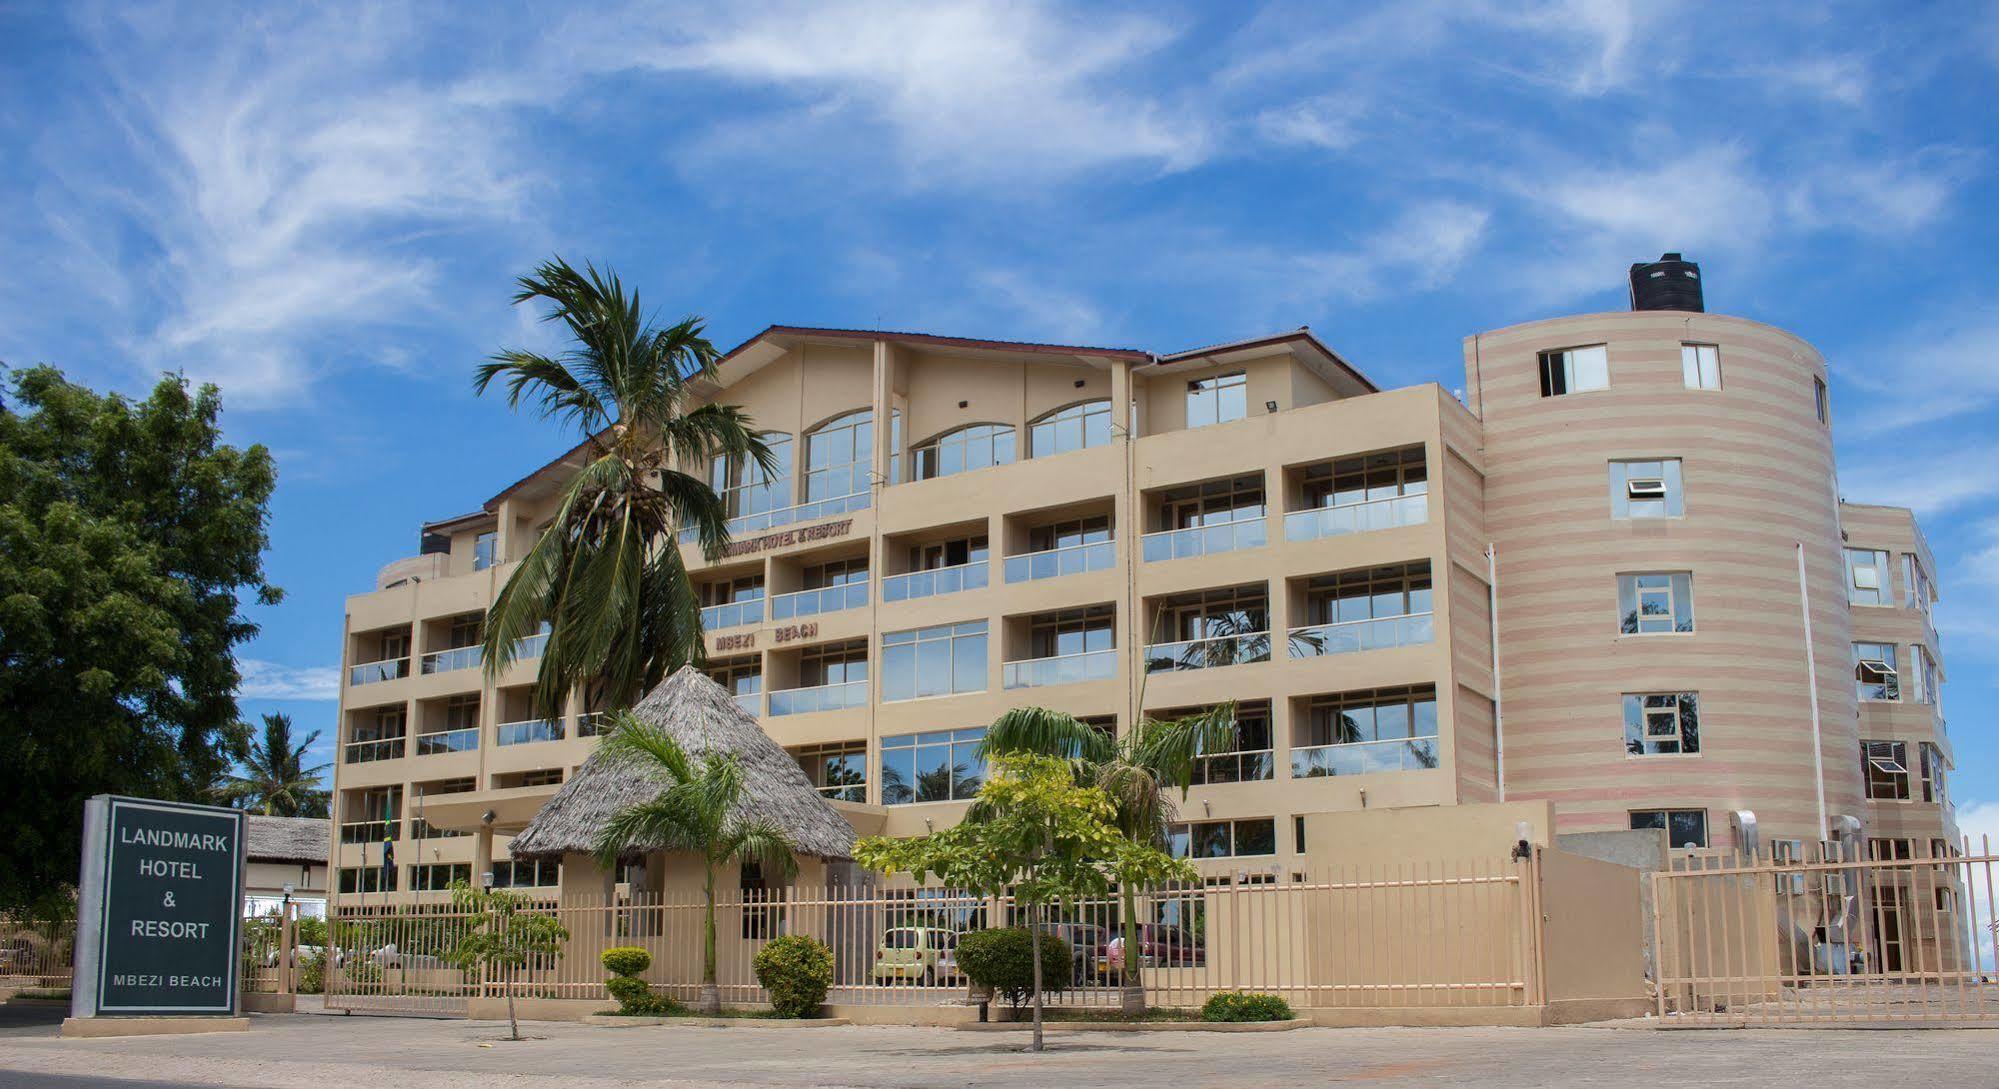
[2,1,1996,836]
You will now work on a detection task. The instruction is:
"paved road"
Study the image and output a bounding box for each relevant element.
[4,1012,1997,1089]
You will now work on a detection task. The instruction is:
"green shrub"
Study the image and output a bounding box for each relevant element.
[601,946,652,978]
[752,935,834,1019]
[296,951,325,995]
[600,945,674,1014]
[955,927,1070,1009]
[1200,990,1292,1023]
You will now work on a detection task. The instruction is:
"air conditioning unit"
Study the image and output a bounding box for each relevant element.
[1626,477,1668,500]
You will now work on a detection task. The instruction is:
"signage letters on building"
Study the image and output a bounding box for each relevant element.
[719,519,853,558]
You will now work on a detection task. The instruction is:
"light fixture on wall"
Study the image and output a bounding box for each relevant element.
[1265,400,1278,413]
[957,400,968,409]
[1074,378,1087,388]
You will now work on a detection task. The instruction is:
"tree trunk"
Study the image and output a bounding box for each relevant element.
[506,987,520,1041]
[1029,903,1044,1053]
[700,862,721,1014]
[1119,885,1144,1017]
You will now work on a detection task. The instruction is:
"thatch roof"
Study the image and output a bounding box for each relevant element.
[246,815,330,864]
[508,665,856,862]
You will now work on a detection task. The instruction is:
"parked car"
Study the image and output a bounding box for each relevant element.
[1041,923,1109,984]
[1137,924,1205,967]
[870,926,960,985]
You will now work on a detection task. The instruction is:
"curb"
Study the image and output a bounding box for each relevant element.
[581,1014,853,1029]
[954,1018,1309,1033]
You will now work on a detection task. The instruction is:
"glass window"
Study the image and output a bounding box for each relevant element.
[1617,572,1694,634]
[411,863,471,892]
[1911,644,1938,705]
[1920,743,1949,805]
[1814,377,1829,425]
[1186,372,1248,428]
[1845,548,1890,606]
[912,424,1016,480]
[1166,818,1277,859]
[473,531,497,571]
[804,410,872,501]
[799,641,868,687]
[1301,563,1431,625]
[1162,473,1264,529]
[1861,740,1910,801]
[1623,693,1700,755]
[1608,459,1684,518]
[880,727,986,805]
[881,621,988,701]
[1629,809,1708,849]
[1853,642,1900,701]
[491,858,560,888]
[1027,605,1116,658]
[1030,400,1112,456]
[1903,554,1934,618]
[1538,345,1609,396]
[795,741,867,803]
[1301,446,1426,508]
[1681,344,1722,390]
[1028,515,1112,552]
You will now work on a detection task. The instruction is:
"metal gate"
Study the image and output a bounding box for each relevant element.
[323,904,474,1017]
[1653,838,1999,1025]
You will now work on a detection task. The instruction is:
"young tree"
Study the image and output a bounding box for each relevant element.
[855,753,1193,1052]
[0,365,280,912]
[592,714,797,1014]
[447,882,570,1041]
[474,259,776,718]
[213,713,331,817]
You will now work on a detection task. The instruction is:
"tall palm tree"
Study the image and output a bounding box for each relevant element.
[593,714,797,1014]
[476,258,776,718]
[213,713,331,817]
[978,703,1237,1015]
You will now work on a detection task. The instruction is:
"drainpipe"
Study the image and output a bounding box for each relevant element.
[1488,543,1505,802]
[1797,542,1828,843]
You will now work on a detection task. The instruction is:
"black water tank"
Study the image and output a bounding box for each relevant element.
[1629,252,1704,312]
[419,531,451,556]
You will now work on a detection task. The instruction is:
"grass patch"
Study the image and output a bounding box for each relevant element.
[594,1006,805,1020]
[1010,1007,1195,1023]
[12,988,71,1001]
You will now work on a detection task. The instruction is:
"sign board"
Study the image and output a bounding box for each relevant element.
[71,795,245,1018]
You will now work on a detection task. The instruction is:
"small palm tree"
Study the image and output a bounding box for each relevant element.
[476,258,777,718]
[978,703,1236,1015]
[593,713,797,1014]
[213,713,330,817]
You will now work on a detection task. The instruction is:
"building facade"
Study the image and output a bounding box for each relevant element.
[329,308,1953,903]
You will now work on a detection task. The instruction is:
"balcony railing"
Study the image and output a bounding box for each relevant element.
[413,728,479,756]
[1003,648,1118,689]
[769,582,868,621]
[1141,518,1266,563]
[883,561,988,603]
[420,644,483,675]
[1283,493,1428,543]
[1144,631,1272,673]
[1286,613,1435,658]
[497,718,564,746]
[514,630,549,660]
[339,819,399,844]
[700,598,764,630]
[731,691,763,717]
[349,658,408,686]
[408,817,465,840]
[815,783,867,803]
[1191,750,1275,785]
[575,711,613,737]
[680,491,872,545]
[767,680,868,717]
[1291,736,1441,778]
[343,736,405,764]
[1003,539,1115,583]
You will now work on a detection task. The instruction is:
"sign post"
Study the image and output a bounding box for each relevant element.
[67,795,249,1036]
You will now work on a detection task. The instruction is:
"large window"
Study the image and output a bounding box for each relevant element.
[1904,554,1934,618]
[1301,563,1432,625]
[1027,605,1116,659]
[473,531,497,571]
[1920,743,1950,806]
[880,727,986,805]
[711,431,793,518]
[1293,686,1439,777]
[1538,345,1609,396]
[1911,644,1939,705]
[881,621,988,701]
[1186,372,1247,428]
[1167,818,1276,859]
[1845,548,1890,606]
[1862,740,1910,801]
[796,741,867,803]
[1623,693,1700,755]
[1302,446,1427,509]
[1617,572,1694,634]
[338,867,397,894]
[804,410,872,501]
[411,863,472,892]
[1630,809,1708,849]
[912,423,1016,480]
[1853,641,1900,701]
[1681,344,1722,390]
[1608,459,1684,518]
[1030,400,1112,456]
[799,641,868,687]
[1162,474,1264,530]
[491,858,560,888]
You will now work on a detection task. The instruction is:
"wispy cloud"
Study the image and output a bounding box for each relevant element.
[237,659,341,702]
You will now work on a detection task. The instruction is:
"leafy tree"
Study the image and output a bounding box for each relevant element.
[978,704,1236,1014]
[592,712,797,1014]
[856,753,1193,1051]
[213,712,330,817]
[446,882,569,1041]
[0,365,280,911]
[474,259,776,718]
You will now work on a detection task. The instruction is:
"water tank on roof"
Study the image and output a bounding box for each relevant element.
[1629,252,1704,312]
[419,532,451,556]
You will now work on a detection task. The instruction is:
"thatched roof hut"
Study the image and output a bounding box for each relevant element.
[508,665,856,862]
[245,815,329,864]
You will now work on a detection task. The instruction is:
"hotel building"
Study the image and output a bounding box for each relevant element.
[330,271,1953,901]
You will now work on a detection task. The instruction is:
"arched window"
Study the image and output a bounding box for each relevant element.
[912,423,1016,481]
[710,431,791,517]
[1029,400,1111,457]
[804,410,872,501]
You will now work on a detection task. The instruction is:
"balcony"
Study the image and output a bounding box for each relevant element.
[514,630,550,660]
[1144,631,1272,673]
[1291,737,1440,777]
[421,645,483,675]
[1003,648,1118,690]
[681,490,872,545]
[731,691,763,717]
[1141,519,1266,563]
[1284,493,1427,543]
[408,817,465,840]
[413,728,479,756]
[769,582,868,621]
[1004,539,1115,584]
[343,736,405,764]
[1191,749,1275,785]
[883,561,988,603]
[767,680,868,717]
[699,599,764,630]
[497,719,565,746]
[340,819,399,844]
[1287,613,1435,659]
[349,658,408,686]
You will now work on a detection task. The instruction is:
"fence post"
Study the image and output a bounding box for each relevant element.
[279,903,296,995]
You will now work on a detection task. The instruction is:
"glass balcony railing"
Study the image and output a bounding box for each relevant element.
[731,691,763,717]
[815,783,867,803]
[769,582,868,621]
[339,819,399,844]
[1141,518,1266,563]
[420,644,483,675]
[413,728,479,756]
[1191,750,1275,785]
[680,491,872,545]
[1283,493,1428,543]
[349,658,407,686]
[882,561,988,603]
[1002,648,1118,689]
[1003,539,1115,583]
[343,736,405,764]
[700,598,764,630]
[1291,737,1441,778]
[1286,613,1434,658]
[513,630,549,660]
[767,680,868,717]
[1144,632,1272,673]
[496,719,564,746]
[408,817,465,840]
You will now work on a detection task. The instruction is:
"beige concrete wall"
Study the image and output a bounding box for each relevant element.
[1537,848,1645,1003]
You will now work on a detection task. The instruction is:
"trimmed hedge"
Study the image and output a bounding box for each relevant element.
[601,946,652,978]
[602,945,676,1016]
[752,934,834,1018]
[1200,990,1293,1023]
[955,927,1070,1009]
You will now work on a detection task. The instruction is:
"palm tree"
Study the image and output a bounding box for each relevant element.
[213,713,331,817]
[977,703,1237,1015]
[476,258,777,718]
[593,714,797,1014]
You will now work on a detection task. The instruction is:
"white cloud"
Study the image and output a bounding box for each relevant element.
[974,270,1112,346]
[1837,311,1999,436]
[1255,95,1365,151]
[237,659,341,702]
[1294,202,1493,304]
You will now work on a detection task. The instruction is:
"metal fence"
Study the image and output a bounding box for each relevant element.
[322,903,477,1016]
[0,916,74,990]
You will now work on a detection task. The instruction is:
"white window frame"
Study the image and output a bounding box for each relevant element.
[1186,372,1248,429]
[1608,459,1684,518]
[1623,692,1699,756]
[1845,548,1890,606]
[1618,572,1694,635]
[1853,641,1900,701]
[1862,740,1911,801]
[1681,343,1722,390]
[1539,345,1610,396]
